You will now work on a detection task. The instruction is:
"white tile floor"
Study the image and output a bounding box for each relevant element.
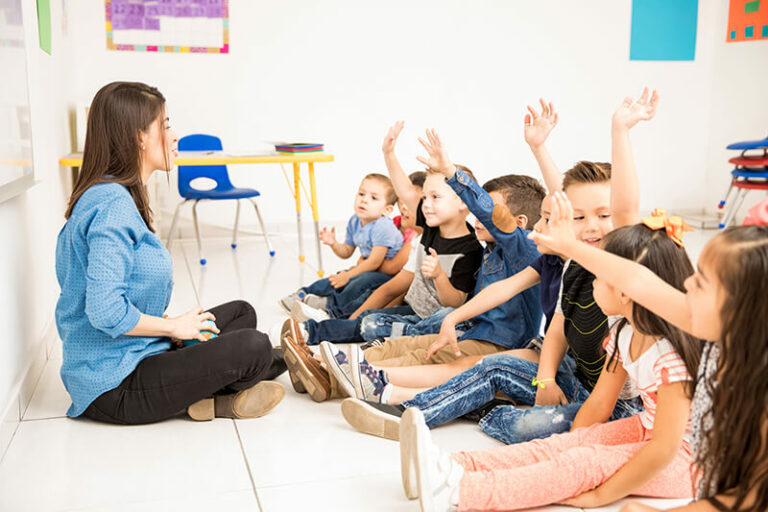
[0,229,710,511]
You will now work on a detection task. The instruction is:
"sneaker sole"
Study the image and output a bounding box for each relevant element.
[282,338,329,402]
[319,342,357,399]
[341,398,400,441]
[400,408,420,500]
[290,300,329,323]
[278,298,292,315]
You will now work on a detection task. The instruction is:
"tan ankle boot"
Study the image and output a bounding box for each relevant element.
[187,381,285,421]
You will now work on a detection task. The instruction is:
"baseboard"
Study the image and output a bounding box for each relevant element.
[0,315,58,464]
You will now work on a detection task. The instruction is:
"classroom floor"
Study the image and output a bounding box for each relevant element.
[0,227,711,511]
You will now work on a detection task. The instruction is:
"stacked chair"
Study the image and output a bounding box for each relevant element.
[718,136,768,228]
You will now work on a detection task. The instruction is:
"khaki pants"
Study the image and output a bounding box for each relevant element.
[364,334,506,367]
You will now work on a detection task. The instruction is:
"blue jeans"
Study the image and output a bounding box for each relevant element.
[402,353,643,445]
[359,306,455,341]
[304,306,459,345]
[302,272,392,319]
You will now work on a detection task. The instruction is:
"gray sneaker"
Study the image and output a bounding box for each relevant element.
[279,290,305,313]
[303,293,328,312]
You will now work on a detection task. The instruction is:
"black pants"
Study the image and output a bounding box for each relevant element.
[83,300,286,425]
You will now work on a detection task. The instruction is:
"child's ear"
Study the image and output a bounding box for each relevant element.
[515,215,529,229]
[618,290,632,305]
[384,204,394,216]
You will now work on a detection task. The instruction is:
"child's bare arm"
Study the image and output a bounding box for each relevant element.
[425,267,541,358]
[378,241,411,275]
[571,361,628,430]
[329,246,389,289]
[611,88,659,228]
[534,313,570,406]
[530,192,693,335]
[348,270,414,319]
[383,121,421,215]
[319,226,355,259]
[525,98,562,193]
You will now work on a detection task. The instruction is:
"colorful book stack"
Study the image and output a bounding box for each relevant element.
[275,143,324,153]
[718,136,768,228]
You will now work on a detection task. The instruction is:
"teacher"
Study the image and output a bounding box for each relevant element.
[55,81,286,424]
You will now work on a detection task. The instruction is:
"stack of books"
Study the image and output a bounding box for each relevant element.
[275,143,324,153]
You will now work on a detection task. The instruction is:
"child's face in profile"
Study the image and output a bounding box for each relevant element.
[532,195,561,257]
[355,178,393,223]
[421,173,466,227]
[563,182,613,247]
[474,191,504,243]
[397,188,421,230]
[683,243,724,341]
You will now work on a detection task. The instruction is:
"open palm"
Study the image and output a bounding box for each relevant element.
[612,87,659,130]
[524,98,559,149]
[416,129,453,175]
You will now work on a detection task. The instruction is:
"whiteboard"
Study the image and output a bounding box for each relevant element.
[0,0,35,203]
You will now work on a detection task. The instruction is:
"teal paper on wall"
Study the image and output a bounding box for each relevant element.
[630,0,698,61]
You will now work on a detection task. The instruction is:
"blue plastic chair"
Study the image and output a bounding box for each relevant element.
[166,134,274,265]
[726,136,768,151]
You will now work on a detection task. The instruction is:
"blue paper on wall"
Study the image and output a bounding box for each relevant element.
[630,0,698,61]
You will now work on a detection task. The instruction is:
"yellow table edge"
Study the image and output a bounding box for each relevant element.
[59,152,334,167]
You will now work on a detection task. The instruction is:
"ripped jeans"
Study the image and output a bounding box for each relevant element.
[401,353,643,445]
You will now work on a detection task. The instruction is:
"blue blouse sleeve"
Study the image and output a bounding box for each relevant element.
[84,195,142,338]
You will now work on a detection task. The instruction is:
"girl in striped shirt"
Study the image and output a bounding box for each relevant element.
[399,197,703,511]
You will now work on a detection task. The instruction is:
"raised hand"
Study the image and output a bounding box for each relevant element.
[612,87,659,131]
[524,98,559,149]
[527,192,577,254]
[421,247,445,279]
[416,129,455,177]
[382,120,405,155]
[319,226,337,246]
[426,319,461,360]
[329,270,350,289]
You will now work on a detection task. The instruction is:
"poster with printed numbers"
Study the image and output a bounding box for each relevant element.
[105,0,229,53]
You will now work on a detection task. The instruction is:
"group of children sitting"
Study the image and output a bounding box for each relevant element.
[270,90,768,512]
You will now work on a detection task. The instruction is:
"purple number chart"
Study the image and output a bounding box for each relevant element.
[105,0,228,53]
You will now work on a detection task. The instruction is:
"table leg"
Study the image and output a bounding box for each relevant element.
[308,162,324,277]
[293,162,305,262]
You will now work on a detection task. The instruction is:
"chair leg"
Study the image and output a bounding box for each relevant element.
[165,200,187,249]
[191,200,206,265]
[232,200,241,249]
[721,188,748,228]
[249,198,275,257]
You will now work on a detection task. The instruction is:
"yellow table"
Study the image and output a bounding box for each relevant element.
[60,151,335,277]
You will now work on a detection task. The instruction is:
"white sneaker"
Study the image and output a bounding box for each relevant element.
[402,408,462,511]
[279,290,305,314]
[291,300,330,323]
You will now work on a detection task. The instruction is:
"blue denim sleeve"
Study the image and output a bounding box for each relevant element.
[84,195,142,339]
[446,168,531,261]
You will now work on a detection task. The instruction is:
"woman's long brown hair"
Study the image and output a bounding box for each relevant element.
[698,226,768,511]
[65,81,167,232]
[602,224,702,389]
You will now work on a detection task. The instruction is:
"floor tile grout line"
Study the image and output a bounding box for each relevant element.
[232,419,264,512]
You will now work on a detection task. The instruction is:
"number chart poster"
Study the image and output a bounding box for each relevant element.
[105,0,229,53]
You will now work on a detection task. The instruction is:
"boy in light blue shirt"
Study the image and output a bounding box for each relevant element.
[280,173,404,319]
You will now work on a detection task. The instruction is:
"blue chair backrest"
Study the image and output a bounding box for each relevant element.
[177,134,235,197]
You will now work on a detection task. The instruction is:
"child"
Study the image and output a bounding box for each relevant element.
[535,197,768,512]
[402,208,702,510]
[292,172,426,323]
[334,90,659,441]
[279,173,404,319]
[330,128,546,370]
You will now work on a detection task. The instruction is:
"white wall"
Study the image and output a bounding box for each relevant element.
[58,0,766,233]
[0,0,72,426]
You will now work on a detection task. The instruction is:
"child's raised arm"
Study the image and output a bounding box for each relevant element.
[530,192,692,335]
[611,87,659,228]
[524,98,562,193]
[382,121,421,215]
